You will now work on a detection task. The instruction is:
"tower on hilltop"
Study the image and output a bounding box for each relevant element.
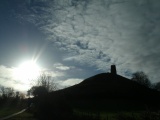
[111,65,117,75]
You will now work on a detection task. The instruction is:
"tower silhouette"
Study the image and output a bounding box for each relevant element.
[111,65,117,75]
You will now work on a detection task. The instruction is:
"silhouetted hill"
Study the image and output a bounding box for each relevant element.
[52,72,160,111]
[62,73,158,98]
[33,66,160,119]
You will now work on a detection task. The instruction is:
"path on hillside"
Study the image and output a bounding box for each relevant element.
[0,108,27,120]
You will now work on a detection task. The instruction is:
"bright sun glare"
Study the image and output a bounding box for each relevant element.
[13,60,41,83]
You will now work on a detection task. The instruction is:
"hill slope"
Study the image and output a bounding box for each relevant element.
[53,73,160,111]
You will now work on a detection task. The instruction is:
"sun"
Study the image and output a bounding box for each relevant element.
[13,60,41,83]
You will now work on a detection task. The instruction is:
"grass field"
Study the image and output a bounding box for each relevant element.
[1,107,159,120]
[0,107,36,120]
[9,111,37,120]
[0,97,30,118]
[73,109,160,120]
[0,107,22,118]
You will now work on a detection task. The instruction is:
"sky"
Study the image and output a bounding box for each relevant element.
[0,0,160,92]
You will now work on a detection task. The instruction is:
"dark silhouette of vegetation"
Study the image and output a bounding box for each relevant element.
[0,86,15,98]
[30,86,48,97]
[36,73,57,92]
[28,72,57,97]
[27,72,64,119]
[0,85,27,119]
[131,71,151,88]
[0,85,22,100]
[154,82,160,91]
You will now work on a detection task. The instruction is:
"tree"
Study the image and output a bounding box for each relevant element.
[34,73,57,92]
[30,86,48,97]
[6,87,15,97]
[16,91,19,99]
[154,82,160,91]
[0,85,6,97]
[27,90,31,98]
[29,72,57,97]
[131,71,151,88]
[0,86,15,98]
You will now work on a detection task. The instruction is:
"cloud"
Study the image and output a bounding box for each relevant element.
[0,65,14,80]
[53,63,71,70]
[59,78,83,87]
[0,65,22,89]
[41,68,64,78]
[17,0,160,82]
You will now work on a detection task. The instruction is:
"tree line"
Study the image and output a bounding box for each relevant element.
[131,71,160,91]
[0,85,24,99]
[0,85,26,109]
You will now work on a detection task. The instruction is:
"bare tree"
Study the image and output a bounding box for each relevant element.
[0,86,15,98]
[0,85,5,96]
[6,87,15,97]
[36,73,57,92]
[131,71,151,88]
[27,90,31,98]
[29,72,57,97]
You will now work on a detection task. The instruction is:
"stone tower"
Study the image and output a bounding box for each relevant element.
[111,65,117,75]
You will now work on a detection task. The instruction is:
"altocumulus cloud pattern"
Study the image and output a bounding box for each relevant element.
[16,0,160,82]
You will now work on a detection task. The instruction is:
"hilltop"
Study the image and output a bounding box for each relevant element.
[32,65,160,119]
[51,65,160,111]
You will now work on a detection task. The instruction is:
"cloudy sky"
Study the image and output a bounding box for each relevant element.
[0,0,160,92]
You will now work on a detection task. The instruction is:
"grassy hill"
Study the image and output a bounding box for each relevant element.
[53,73,160,111]
[32,70,160,119]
